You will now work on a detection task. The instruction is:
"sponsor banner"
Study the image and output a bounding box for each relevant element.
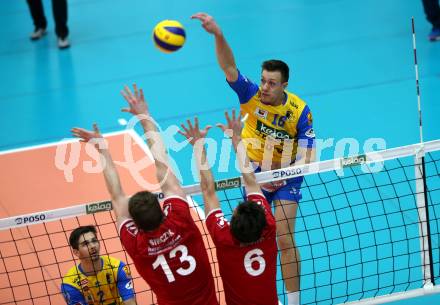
[15,213,47,225]
[341,154,366,167]
[214,177,241,191]
[86,201,113,214]
[272,167,305,180]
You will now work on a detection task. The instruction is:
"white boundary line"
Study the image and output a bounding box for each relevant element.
[343,285,440,305]
[0,130,130,155]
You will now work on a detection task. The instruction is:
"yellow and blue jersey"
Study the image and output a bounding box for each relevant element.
[61,256,134,305]
[228,70,315,164]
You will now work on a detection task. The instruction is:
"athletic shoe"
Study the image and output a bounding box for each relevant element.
[30,28,47,40]
[428,27,440,42]
[58,37,70,49]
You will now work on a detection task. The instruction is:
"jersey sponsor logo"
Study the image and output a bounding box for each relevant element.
[125,221,138,236]
[256,120,292,140]
[341,154,366,167]
[272,167,304,179]
[254,107,268,119]
[86,201,112,214]
[80,279,89,287]
[105,273,112,284]
[149,229,175,247]
[289,100,299,109]
[305,128,315,138]
[285,110,295,121]
[214,177,241,191]
[215,212,228,228]
[307,112,313,126]
[15,213,46,225]
[125,280,133,290]
[163,204,170,216]
[123,265,132,278]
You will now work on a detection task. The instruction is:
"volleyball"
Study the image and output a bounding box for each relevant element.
[153,20,186,53]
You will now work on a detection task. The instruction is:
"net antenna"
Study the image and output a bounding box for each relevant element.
[411,16,435,287]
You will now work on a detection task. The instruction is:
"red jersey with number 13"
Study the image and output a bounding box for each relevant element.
[119,196,218,305]
[206,193,278,305]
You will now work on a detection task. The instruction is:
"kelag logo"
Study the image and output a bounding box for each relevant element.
[15,213,46,225]
[86,201,113,214]
[341,155,366,167]
[256,121,292,140]
[215,177,241,191]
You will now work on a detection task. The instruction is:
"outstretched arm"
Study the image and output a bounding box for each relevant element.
[71,124,130,226]
[178,118,219,215]
[217,110,261,195]
[191,13,238,82]
[121,84,186,199]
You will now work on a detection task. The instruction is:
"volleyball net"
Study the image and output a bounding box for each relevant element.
[1,140,440,305]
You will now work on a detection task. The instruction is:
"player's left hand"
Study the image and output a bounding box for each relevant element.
[71,123,108,150]
[216,109,243,139]
[178,117,212,146]
[121,84,149,117]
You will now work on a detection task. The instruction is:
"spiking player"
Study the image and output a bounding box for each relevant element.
[71,84,218,305]
[192,13,316,305]
[179,110,278,305]
[61,225,136,305]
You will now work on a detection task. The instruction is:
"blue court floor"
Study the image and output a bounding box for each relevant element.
[1,0,440,304]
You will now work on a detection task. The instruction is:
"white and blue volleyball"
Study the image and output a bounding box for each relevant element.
[153,20,186,53]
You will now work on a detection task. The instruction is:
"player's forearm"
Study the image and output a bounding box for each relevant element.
[214,33,237,80]
[140,118,171,177]
[232,136,259,190]
[197,145,219,211]
[99,149,125,200]
[294,147,316,166]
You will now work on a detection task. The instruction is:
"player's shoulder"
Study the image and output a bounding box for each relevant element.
[286,91,308,111]
[103,255,122,268]
[62,265,81,286]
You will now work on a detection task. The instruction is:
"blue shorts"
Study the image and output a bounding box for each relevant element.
[260,176,303,203]
[251,165,303,204]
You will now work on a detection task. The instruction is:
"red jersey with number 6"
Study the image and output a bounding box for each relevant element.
[119,196,218,305]
[206,192,278,305]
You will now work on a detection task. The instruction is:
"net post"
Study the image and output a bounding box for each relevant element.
[414,144,435,287]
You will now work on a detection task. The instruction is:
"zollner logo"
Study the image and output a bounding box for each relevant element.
[86,201,113,214]
[215,177,241,191]
[256,121,292,140]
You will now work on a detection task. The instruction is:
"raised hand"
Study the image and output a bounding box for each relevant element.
[178,117,212,146]
[71,123,107,149]
[191,13,222,36]
[121,84,149,117]
[216,109,243,138]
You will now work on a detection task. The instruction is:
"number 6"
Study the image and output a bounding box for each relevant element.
[244,248,266,276]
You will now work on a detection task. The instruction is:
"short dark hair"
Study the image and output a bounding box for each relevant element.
[261,59,289,83]
[230,201,267,244]
[128,191,164,231]
[69,225,97,250]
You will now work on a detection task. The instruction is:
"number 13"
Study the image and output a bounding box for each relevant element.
[152,245,196,283]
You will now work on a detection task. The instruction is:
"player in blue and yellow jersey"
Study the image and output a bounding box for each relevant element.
[192,13,316,305]
[61,226,137,305]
